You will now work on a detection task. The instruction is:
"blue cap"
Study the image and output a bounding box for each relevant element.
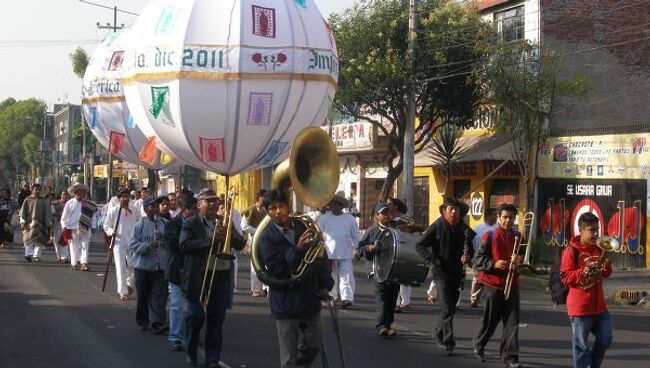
[142,195,160,208]
[373,202,390,215]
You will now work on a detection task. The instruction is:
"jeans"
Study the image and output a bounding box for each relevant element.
[168,282,185,343]
[185,278,231,364]
[570,312,612,368]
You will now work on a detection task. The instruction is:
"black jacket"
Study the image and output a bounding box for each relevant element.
[162,214,184,285]
[178,214,245,302]
[356,223,390,261]
[258,219,334,319]
[415,217,475,280]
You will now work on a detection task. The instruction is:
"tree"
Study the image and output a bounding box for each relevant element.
[331,0,492,200]
[22,133,42,179]
[70,47,90,79]
[426,124,468,196]
[478,40,589,209]
[0,98,47,186]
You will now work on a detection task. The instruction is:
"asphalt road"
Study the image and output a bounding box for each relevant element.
[1,242,649,368]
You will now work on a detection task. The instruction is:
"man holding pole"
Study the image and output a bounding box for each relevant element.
[60,184,96,270]
[103,188,141,300]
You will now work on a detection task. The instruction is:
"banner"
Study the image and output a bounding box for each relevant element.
[538,133,649,179]
[537,178,646,269]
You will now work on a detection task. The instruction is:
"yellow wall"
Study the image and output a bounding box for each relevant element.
[212,170,262,212]
[415,163,526,228]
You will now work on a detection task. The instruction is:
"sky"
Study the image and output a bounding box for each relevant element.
[0,0,357,109]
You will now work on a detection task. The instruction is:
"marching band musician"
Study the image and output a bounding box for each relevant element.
[472,203,522,368]
[357,202,400,337]
[20,183,52,262]
[258,189,334,368]
[130,196,168,333]
[387,197,412,312]
[317,193,360,308]
[415,197,475,355]
[560,213,612,368]
[60,184,96,270]
[103,188,141,300]
[178,189,245,368]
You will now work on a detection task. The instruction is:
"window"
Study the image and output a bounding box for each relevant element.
[494,6,525,42]
[489,179,519,209]
[412,177,429,226]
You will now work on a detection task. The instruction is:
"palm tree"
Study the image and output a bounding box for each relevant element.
[426,124,468,196]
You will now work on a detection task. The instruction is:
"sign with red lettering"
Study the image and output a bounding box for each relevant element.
[326,123,374,152]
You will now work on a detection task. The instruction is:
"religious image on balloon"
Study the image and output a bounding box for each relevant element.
[252,5,276,38]
[156,6,182,36]
[256,140,287,166]
[107,51,125,71]
[247,92,273,125]
[149,86,174,127]
[89,107,98,129]
[109,131,126,156]
[200,138,225,163]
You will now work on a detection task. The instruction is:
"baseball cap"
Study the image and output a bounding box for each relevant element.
[373,202,390,215]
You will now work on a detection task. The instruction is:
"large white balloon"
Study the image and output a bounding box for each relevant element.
[122,0,338,175]
[82,29,175,169]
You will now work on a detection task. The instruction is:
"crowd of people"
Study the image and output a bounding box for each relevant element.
[0,182,613,368]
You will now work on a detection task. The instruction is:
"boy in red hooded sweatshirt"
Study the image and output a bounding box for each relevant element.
[560,212,612,368]
[472,203,522,368]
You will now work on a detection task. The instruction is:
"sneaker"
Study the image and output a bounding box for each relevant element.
[378,327,389,336]
[32,257,40,262]
[251,290,264,297]
[71,265,79,270]
[81,264,90,271]
[505,362,521,368]
[386,327,396,336]
[340,300,353,308]
[170,340,184,351]
[120,295,129,301]
[25,255,33,262]
[474,348,485,362]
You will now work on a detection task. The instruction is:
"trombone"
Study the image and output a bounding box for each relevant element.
[504,212,535,300]
[200,179,237,309]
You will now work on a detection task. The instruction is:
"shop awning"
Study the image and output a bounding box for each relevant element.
[457,133,514,162]
[414,133,514,166]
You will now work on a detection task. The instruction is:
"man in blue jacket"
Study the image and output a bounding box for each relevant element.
[258,189,334,368]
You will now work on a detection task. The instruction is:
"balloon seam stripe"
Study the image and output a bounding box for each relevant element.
[121,72,337,88]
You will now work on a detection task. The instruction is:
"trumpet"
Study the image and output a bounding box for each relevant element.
[578,236,620,290]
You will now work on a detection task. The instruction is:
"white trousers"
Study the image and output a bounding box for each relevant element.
[53,224,69,259]
[113,243,134,296]
[24,241,43,258]
[330,258,355,303]
[69,229,91,266]
[250,260,268,293]
[397,285,412,306]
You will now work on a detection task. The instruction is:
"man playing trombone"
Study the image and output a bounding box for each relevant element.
[179,189,245,367]
[472,203,522,368]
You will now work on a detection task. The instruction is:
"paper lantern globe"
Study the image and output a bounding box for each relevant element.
[82,29,174,170]
[122,0,338,175]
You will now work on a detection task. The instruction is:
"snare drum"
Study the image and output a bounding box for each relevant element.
[372,228,429,286]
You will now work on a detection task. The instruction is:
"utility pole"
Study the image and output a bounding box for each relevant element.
[403,0,417,217]
[78,0,138,33]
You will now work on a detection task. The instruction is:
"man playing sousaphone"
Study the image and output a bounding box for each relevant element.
[60,183,97,271]
[257,189,334,368]
[560,213,613,368]
[415,197,475,355]
[178,189,245,367]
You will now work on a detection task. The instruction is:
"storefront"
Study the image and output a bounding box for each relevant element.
[536,133,649,269]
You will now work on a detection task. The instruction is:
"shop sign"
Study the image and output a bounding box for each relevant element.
[93,164,108,178]
[537,179,646,266]
[471,192,484,221]
[327,123,374,152]
[538,133,649,179]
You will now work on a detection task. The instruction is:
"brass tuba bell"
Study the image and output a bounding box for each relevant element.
[252,126,340,287]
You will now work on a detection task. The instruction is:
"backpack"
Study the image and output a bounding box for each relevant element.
[549,246,579,306]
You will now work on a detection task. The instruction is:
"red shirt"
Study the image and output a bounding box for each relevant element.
[477,227,520,290]
[561,236,612,317]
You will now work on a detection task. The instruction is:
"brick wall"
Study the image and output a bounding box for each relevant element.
[541,0,650,133]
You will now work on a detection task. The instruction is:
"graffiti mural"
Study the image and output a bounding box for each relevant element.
[537,179,646,269]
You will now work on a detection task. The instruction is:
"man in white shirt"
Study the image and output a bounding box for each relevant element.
[317,194,360,308]
[469,207,498,307]
[168,192,181,218]
[241,189,268,297]
[104,188,142,300]
[60,184,95,270]
[133,187,148,217]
